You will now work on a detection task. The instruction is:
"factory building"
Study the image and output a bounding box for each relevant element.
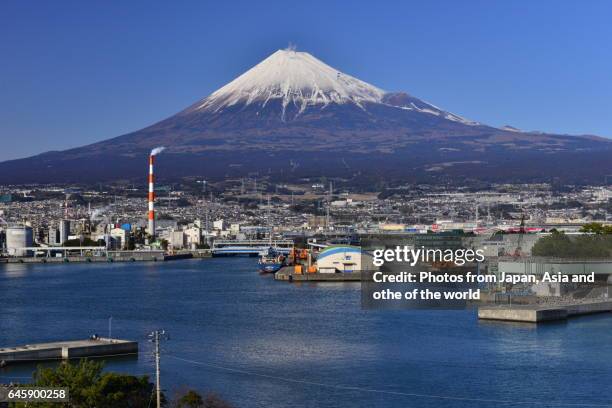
[47,220,71,246]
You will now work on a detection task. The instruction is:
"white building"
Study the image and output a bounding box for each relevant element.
[316,246,371,273]
[169,230,186,249]
[213,219,226,231]
[184,227,202,248]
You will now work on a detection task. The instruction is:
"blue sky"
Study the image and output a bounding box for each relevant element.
[1,0,611,161]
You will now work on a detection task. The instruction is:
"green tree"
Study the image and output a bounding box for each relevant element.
[177,390,203,408]
[580,222,612,234]
[96,372,156,407]
[11,359,160,408]
[160,239,169,251]
[173,391,233,408]
[27,359,104,407]
[532,231,612,258]
[532,231,572,257]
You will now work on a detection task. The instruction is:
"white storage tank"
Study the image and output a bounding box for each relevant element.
[59,219,70,245]
[6,226,34,257]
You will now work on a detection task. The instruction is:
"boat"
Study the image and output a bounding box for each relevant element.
[258,247,285,273]
[258,195,285,273]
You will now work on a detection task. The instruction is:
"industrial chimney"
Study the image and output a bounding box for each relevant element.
[147,147,165,240]
[148,154,156,238]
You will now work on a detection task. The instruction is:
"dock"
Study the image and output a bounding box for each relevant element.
[0,250,213,264]
[0,338,138,365]
[275,266,362,282]
[478,301,612,323]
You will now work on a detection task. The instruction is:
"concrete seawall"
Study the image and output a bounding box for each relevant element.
[0,338,138,365]
[478,301,612,323]
[0,250,212,264]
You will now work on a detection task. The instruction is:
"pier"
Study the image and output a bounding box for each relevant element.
[478,301,612,323]
[0,250,213,264]
[275,266,362,282]
[0,338,138,366]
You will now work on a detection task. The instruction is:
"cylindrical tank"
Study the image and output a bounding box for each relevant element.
[6,226,34,257]
[59,219,70,244]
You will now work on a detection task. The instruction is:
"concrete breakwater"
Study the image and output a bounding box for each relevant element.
[0,338,138,366]
[478,300,612,323]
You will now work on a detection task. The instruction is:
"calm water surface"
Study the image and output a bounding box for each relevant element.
[1,258,611,407]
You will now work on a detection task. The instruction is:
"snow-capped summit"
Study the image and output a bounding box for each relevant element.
[189,48,478,125]
[192,48,385,118]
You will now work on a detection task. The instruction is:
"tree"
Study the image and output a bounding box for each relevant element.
[580,222,612,235]
[11,359,161,408]
[173,391,233,408]
[532,230,612,258]
[96,372,157,408]
[532,231,572,257]
[24,359,104,407]
[160,239,169,250]
[177,390,203,408]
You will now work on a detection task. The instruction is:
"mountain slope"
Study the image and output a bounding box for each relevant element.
[1,49,611,185]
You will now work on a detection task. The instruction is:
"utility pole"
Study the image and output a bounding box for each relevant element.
[148,329,168,408]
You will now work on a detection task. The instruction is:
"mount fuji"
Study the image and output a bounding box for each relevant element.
[1,49,611,185]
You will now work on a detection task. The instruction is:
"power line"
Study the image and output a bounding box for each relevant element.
[166,354,612,408]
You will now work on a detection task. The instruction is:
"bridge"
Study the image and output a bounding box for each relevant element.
[211,239,294,256]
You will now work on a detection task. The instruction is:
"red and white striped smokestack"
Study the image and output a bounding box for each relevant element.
[147,147,165,239]
[148,154,156,238]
